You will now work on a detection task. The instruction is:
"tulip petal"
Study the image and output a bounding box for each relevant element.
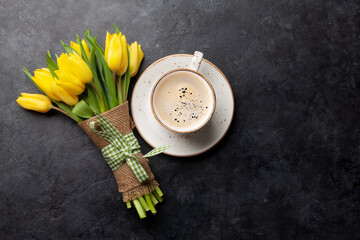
[21,93,52,105]
[138,44,144,62]
[51,83,79,106]
[105,31,111,61]
[55,81,85,95]
[57,54,73,75]
[81,39,90,59]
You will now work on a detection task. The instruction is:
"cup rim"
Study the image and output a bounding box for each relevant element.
[150,68,216,134]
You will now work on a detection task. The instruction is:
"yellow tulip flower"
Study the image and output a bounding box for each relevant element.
[32,68,61,101]
[105,32,122,72]
[70,39,90,59]
[129,41,144,77]
[51,82,79,106]
[116,33,128,76]
[55,69,85,95]
[57,53,93,84]
[16,93,53,113]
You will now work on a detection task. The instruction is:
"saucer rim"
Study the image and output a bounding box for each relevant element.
[131,54,235,157]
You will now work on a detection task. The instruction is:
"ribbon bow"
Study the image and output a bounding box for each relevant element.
[89,113,171,183]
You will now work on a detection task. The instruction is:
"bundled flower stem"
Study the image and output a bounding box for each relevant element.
[17,25,168,219]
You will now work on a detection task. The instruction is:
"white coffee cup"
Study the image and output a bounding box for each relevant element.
[151,51,216,133]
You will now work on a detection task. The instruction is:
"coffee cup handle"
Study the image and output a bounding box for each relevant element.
[189,51,204,72]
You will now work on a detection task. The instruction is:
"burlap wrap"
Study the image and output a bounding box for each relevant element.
[78,101,159,202]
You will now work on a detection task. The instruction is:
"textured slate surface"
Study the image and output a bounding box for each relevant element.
[1,0,359,239]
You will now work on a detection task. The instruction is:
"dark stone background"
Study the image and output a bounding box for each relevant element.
[1,0,359,239]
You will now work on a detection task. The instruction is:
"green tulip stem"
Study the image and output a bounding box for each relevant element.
[51,106,77,122]
[145,194,157,214]
[138,196,150,211]
[120,70,127,103]
[155,186,164,197]
[112,71,119,105]
[153,190,163,203]
[112,71,116,87]
[132,199,146,219]
[149,192,159,205]
[117,74,123,105]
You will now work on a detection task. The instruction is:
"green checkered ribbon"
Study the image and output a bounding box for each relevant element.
[89,113,171,183]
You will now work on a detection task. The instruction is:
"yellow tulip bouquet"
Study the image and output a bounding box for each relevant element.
[16,25,170,219]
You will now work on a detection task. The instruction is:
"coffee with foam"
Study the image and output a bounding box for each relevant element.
[152,70,215,132]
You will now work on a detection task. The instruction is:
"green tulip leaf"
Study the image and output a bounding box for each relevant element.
[85,85,101,114]
[22,67,33,81]
[85,35,118,109]
[90,48,109,112]
[72,100,95,119]
[48,67,58,79]
[76,33,109,113]
[43,52,59,79]
[113,23,121,34]
[123,48,131,102]
[60,40,75,54]
[84,30,104,54]
[76,35,89,63]
[46,50,59,70]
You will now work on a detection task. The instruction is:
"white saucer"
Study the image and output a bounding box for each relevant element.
[131,54,234,157]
